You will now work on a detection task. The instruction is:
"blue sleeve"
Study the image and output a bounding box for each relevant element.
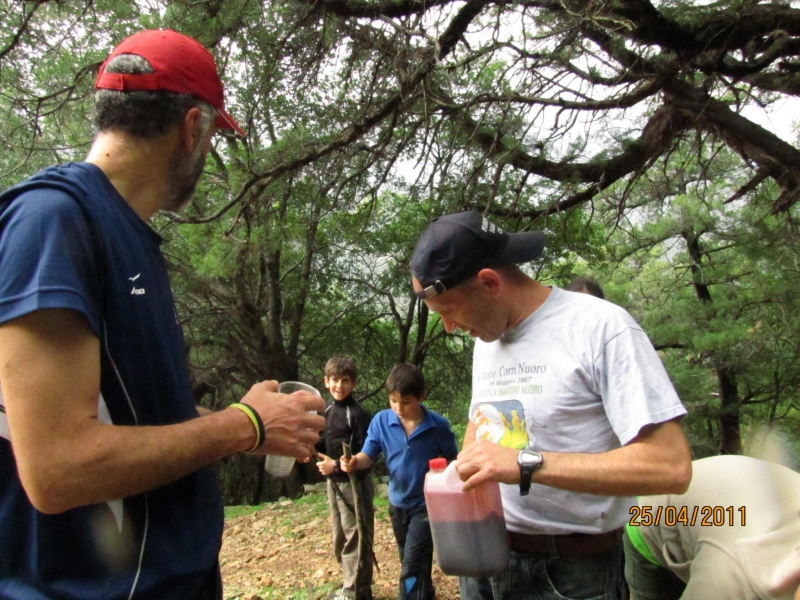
[361,414,384,461]
[0,189,102,335]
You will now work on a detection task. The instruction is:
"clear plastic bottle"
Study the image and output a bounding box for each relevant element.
[424,458,510,577]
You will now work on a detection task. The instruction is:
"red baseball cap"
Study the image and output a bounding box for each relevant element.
[95,29,245,137]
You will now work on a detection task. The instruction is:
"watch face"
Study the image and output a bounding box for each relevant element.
[519,450,542,468]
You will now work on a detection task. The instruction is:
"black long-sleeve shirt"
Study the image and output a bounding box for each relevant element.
[318,394,372,482]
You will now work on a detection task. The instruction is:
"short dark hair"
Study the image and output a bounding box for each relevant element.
[325,355,357,380]
[94,54,214,138]
[566,276,605,299]
[385,363,425,399]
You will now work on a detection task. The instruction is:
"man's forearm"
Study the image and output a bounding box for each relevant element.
[16,407,256,514]
[0,309,325,514]
[536,424,692,496]
[457,420,692,496]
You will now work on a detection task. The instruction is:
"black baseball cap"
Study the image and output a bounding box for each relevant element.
[411,210,545,299]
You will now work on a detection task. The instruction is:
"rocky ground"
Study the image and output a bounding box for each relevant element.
[220,489,461,600]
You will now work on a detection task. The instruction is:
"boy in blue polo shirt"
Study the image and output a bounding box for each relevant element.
[340,364,458,600]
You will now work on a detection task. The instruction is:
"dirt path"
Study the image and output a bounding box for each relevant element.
[220,494,461,600]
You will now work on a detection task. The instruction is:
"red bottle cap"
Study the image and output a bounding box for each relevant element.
[429,458,447,470]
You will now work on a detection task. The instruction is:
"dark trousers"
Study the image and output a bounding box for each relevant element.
[388,504,435,600]
[459,539,627,600]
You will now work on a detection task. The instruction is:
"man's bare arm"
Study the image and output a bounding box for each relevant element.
[456,419,692,496]
[0,308,325,514]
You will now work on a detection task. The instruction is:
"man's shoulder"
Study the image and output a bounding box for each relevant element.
[1,163,102,220]
[2,180,83,215]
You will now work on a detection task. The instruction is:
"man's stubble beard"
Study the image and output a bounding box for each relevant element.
[163,137,207,213]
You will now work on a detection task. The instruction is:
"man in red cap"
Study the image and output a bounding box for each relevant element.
[0,30,325,600]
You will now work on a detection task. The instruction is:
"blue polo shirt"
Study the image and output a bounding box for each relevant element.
[362,405,458,509]
[0,163,222,600]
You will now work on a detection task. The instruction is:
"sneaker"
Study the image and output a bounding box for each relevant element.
[328,589,356,600]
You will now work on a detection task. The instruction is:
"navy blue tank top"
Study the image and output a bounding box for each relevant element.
[0,163,223,599]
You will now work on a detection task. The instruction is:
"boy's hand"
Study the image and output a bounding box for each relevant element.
[340,455,358,473]
[316,453,335,476]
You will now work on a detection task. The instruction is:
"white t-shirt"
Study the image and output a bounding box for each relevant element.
[470,287,686,535]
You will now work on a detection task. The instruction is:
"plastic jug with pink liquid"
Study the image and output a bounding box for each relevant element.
[423,458,510,577]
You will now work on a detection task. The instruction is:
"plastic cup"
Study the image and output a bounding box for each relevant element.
[277,381,321,396]
[264,382,321,478]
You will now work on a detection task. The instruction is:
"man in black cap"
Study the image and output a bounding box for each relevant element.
[410,211,692,600]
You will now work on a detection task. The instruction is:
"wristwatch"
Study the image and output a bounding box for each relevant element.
[517,449,543,496]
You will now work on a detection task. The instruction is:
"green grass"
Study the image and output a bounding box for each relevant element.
[224,503,267,518]
[225,487,390,519]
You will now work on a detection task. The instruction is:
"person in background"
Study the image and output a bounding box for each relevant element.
[566,275,606,299]
[316,355,374,600]
[625,455,800,600]
[0,30,325,600]
[341,364,459,600]
[410,210,692,600]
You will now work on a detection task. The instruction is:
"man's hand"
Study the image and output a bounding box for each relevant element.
[340,455,358,473]
[240,381,326,460]
[316,453,335,476]
[456,440,520,491]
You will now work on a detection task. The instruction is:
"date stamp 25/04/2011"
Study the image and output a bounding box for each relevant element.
[629,505,746,527]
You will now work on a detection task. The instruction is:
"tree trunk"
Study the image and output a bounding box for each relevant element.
[717,367,742,455]
[684,229,742,454]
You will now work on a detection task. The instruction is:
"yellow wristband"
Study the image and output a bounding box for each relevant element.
[229,403,264,453]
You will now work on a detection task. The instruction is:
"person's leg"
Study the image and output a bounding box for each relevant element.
[389,504,408,563]
[327,480,347,566]
[354,476,375,600]
[397,507,435,600]
[335,481,360,598]
[485,541,626,600]
[458,576,495,600]
[622,532,685,600]
[530,540,625,600]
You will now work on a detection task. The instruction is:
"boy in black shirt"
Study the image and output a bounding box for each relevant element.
[317,356,374,600]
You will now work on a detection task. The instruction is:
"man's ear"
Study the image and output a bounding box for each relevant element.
[181,107,203,152]
[475,268,502,294]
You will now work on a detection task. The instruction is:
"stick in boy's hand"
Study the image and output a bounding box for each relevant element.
[340,453,358,472]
